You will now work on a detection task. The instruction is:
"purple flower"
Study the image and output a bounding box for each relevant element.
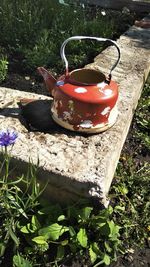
[0,129,18,147]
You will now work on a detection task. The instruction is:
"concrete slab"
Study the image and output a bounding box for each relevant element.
[0,24,150,206]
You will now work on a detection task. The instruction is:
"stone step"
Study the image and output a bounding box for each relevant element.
[0,23,150,206]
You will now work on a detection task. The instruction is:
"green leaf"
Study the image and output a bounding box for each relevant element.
[39,223,69,241]
[118,185,128,195]
[0,243,6,257]
[57,215,66,221]
[17,208,28,219]
[92,242,101,254]
[92,206,113,225]
[20,223,37,234]
[31,215,40,228]
[99,222,110,236]
[9,227,19,247]
[77,228,88,248]
[96,222,106,228]
[78,207,93,222]
[20,225,31,234]
[104,241,112,253]
[8,175,24,185]
[103,253,111,266]
[108,221,120,240]
[20,215,40,234]
[69,226,76,237]
[56,245,65,260]
[114,205,125,212]
[61,239,68,246]
[13,254,32,267]
[32,236,47,245]
[89,245,97,264]
[69,243,77,253]
[107,206,113,215]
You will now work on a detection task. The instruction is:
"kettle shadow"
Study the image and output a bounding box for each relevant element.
[18,99,58,132]
[18,99,87,137]
[0,99,90,137]
[0,107,20,118]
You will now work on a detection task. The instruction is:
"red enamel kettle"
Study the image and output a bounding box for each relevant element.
[38,36,120,133]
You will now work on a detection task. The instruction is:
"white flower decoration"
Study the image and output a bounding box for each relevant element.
[101,107,111,115]
[97,82,106,89]
[104,89,112,96]
[74,87,87,93]
[80,120,93,128]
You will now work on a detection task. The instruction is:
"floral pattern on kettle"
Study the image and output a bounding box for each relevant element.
[74,87,87,93]
[79,120,93,128]
[97,82,107,89]
[104,89,112,96]
[101,107,111,115]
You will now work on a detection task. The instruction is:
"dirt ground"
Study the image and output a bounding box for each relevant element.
[111,247,150,267]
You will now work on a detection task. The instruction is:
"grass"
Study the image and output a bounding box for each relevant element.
[0,0,136,76]
[110,77,150,251]
[0,47,8,82]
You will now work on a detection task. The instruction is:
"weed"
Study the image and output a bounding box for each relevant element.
[111,159,150,250]
[0,130,46,265]
[0,49,8,82]
[135,81,150,149]
[17,204,120,266]
[110,78,150,252]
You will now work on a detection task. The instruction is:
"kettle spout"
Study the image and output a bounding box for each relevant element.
[37,67,56,95]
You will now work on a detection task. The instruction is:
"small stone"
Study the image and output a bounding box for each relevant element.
[25,76,30,81]
[101,10,106,16]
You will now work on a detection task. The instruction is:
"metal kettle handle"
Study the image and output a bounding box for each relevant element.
[60,36,120,81]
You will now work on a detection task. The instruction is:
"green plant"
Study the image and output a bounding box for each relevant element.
[111,158,150,249]
[18,204,121,266]
[22,30,58,71]
[0,54,8,82]
[135,81,150,149]
[0,0,59,48]
[110,78,150,252]
[0,130,121,266]
[13,253,32,267]
[0,130,47,266]
[0,0,127,74]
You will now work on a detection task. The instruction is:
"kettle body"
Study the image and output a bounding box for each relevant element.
[38,36,120,133]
